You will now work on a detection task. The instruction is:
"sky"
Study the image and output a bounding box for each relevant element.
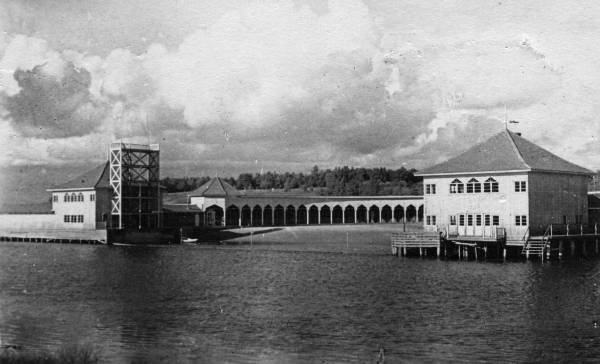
[1,0,599,203]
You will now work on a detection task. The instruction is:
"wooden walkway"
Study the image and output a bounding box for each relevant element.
[391,232,440,257]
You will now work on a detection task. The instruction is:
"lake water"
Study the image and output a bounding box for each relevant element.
[2,241,600,363]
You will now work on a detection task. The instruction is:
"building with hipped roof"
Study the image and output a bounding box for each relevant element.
[46,162,112,230]
[416,129,593,244]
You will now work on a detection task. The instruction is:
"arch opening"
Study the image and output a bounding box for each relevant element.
[274,205,285,226]
[205,205,224,226]
[226,205,240,226]
[357,205,367,223]
[381,205,392,223]
[241,205,252,226]
[263,205,273,226]
[308,206,319,224]
[320,205,331,224]
[369,205,380,223]
[406,205,417,222]
[296,205,307,224]
[252,205,262,226]
[344,206,355,224]
[394,205,404,223]
[332,205,343,224]
[286,205,296,225]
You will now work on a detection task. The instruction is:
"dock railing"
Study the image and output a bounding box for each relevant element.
[391,231,441,257]
[542,223,599,238]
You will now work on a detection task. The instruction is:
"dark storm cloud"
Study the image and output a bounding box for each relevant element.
[4,62,98,138]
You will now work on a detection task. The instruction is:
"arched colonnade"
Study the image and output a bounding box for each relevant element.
[206,200,424,227]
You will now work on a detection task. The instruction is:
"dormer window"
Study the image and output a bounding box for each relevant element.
[466,178,481,193]
[450,179,464,194]
[484,177,499,193]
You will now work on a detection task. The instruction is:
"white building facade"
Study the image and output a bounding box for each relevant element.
[417,130,592,244]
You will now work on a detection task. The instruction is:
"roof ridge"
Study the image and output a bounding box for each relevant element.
[505,130,531,170]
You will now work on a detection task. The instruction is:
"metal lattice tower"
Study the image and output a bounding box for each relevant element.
[109,142,161,230]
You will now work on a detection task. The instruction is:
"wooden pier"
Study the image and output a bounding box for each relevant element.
[522,224,600,261]
[0,229,107,245]
[391,232,441,257]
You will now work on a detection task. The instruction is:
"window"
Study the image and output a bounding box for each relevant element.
[64,215,69,223]
[70,193,77,202]
[484,214,491,226]
[78,193,84,202]
[459,214,465,226]
[78,215,84,223]
[515,181,527,192]
[425,184,437,194]
[476,215,482,226]
[515,215,528,226]
[467,215,473,226]
[53,195,58,202]
[90,194,95,202]
[484,177,499,193]
[426,216,430,225]
[64,194,69,202]
[492,216,500,226]
[563,215,568,224]
[450,216,457,225]
[467,178,481,193]
[450,179,464,194]
[431,216,436,225]
[575,215,583,224]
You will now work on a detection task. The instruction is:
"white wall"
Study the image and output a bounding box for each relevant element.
[51,190,97,229]
[423,173,529,240]
[0,214,59,231]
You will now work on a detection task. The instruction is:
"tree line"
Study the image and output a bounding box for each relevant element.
[161,166,423,196]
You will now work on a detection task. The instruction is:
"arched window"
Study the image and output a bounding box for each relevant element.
[71,193,77,202]
[484,177,499,193]
[64,194,69,202]
[450,179,464,194]
[78,193,84,202]
[467,178,481,193]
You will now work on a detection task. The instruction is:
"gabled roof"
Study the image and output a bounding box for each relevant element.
[188,177,239,197]
[417,130,592,176]
[48,162,110,191]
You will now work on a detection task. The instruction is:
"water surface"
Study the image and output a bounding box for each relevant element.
[1,241,600,363]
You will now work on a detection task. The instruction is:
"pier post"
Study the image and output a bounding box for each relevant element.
[525,249,529,260]
[559,240,564,259]
[403,247,407,256]
[474,246,478,261]
[419,247,423,257]
[484,246,487,261]
[503,248,506,261]
[436,245,440,258]
[465,247,469,260]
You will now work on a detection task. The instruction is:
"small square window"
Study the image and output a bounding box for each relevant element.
[467,215,473,226]
[521,215,527,226]
[432,216,436,225]
[484,215,491,226]
[476,215,482,226]
[431,184,436,194]
[492,216,500,226]
[426,216,431,225]
[515,216,521,226]
[64,215,68,223]
[459,215,465,226]
[520,181,527,192]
